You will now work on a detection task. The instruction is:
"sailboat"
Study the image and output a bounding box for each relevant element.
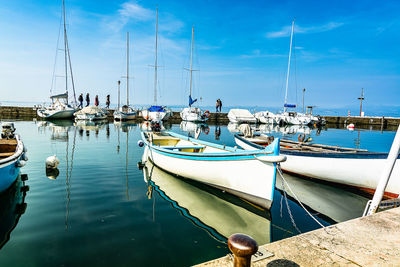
[141,8,172,122]
[180,26,209,122]
[114,32,137,121]
[37,0,77,120]
[255,19,311,126]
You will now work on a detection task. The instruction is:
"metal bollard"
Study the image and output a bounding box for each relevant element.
[228,233,258,267]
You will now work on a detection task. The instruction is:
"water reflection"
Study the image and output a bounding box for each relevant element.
[275,173,368,223]
[114,121,134,200]
[0,175,28,249]
[214,125,221,140]
[140,121,172,132]
[142,160,271,244]
[37,121,77,230]
[141,157,369,243]
[180,121,210,138]
[36,120,74,142]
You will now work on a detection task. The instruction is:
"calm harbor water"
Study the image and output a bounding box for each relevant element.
[0,120,396,266]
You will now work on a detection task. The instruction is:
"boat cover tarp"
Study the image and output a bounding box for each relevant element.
[147,105,166,112]
[284,104,296,108]
[74,106,105,115]
[228,109,256,121]
[50,92,68,99]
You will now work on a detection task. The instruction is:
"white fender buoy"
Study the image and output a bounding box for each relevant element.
[137,140,144,147]
[46,155,59,169]
[347,123,355,131]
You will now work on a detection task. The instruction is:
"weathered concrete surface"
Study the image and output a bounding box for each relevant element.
[197,207,400,266]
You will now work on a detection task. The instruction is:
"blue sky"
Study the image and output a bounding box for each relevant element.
[0,0,399,114]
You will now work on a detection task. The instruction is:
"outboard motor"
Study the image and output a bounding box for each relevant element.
[1,122,16,139]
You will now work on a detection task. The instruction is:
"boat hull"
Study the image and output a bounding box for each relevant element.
[180,108,208,122]
[142,132,282,209]
[142,110,171,122]
[235,134,400,197]
[37,108,75,119]
[0,137,25,193]
[113,112,137,121]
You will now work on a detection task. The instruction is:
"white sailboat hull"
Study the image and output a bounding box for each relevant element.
[37,108,75,119]
[142,110,171,122]
[180,107,208,122]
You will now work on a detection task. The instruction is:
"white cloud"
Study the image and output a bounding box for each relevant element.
[266,21,344,38]
[118,2,153,21]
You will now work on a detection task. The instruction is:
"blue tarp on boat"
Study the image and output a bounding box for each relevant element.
[147,105,166,112]
[284,104,296,108]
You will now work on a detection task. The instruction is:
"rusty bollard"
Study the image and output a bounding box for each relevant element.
[228,233,258,267]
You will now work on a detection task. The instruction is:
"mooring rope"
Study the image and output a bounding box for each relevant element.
[277,166,326,229]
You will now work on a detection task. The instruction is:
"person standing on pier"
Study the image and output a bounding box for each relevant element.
[86,93,90,107]
[78,93,83,108]
[216,99,219,112]
[106,95,110,109]
[95,95,99,106]
[218,99,222,112]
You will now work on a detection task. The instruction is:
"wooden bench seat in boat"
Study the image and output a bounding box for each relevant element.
[0,139,17,156]
[0,152,15,158]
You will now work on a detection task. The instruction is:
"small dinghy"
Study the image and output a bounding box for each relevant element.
[0,123,27,193]
[235,133,400,198]
[140,131,286,209]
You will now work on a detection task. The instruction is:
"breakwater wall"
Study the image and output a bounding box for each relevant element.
[324,115,400,127]
[0,106,398,127]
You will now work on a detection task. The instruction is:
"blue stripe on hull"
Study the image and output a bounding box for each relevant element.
[235,134,398,160]
[0,160,20,193]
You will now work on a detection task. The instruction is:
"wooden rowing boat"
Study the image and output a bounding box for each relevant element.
[0,123,27,193]
[140,131,286,209]
[234,133,400,198]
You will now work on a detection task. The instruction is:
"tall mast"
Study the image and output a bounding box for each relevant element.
[189,26,194,101]
[153,8,158,105]
[63,0,68,104]
[127,32,129,106]
[118,80,121,109]
[284,19,295,113]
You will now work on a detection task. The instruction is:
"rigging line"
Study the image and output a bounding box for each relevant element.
[277,167,326,229]
[293,36,298,109]
[65,33,77,105]
[51,8,64,95]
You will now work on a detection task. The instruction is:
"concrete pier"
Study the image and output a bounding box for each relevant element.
[197,207,400,266]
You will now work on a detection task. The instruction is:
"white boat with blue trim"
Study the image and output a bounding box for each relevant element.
[0,123,27,193]
[140,131,286,209]
[235,133,400,198]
